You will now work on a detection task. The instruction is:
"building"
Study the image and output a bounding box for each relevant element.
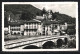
[4,27,9,35]
[7,10,68,36]
[42,20,67,35]
[8,19,42,36]
[24,19,42,36]
[8,20,24,35]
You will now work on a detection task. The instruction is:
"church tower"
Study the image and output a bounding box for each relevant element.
[8,15,10,21]
[48,10,53,20]
[8,15,11,34]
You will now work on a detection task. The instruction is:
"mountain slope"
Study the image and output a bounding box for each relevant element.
[4,4,42,20]
[53,12,76,24]
[4,4,42,15]
[4,4,75,27]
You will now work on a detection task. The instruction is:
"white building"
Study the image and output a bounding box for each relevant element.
[24,19,42,36]
[8,19,43,36]
[7,10,68,36]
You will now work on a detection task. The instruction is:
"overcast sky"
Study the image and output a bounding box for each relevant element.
[31,2,77,18]
[3,2,78,18]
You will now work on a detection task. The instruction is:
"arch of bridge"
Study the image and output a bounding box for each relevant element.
[22,36,69,49]
[41,37,68,46]
[30,38,67,47]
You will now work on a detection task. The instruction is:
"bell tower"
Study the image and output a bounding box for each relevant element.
[8,15,10,21]
[8,15,11,34]
[48,10,53,20]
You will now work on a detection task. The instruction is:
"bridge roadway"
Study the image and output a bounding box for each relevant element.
[4,35,69,49]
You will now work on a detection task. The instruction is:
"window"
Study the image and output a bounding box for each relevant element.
[14,29,15,31]
[17,29,19,31]
[52,31,53,33]
[29,25,31,29]
[26,26,28,29]
[34,26,36,29]
[19,28,20,31]
[11,29,13,31]
[12,25,14,27]
[54,25,57,29]
[43,27,45,30]
[17,28,20,31]
[14,32,16,35]
[43,31,45,33]
[38,23,41,25]
[50,29,52,31]
[49,26,51,28]
[12,29,13,31]
[18,32,20,35]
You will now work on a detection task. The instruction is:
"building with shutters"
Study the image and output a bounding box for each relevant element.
[7,10,68,36]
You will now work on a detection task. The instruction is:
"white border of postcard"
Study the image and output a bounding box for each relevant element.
[2,2,79,52]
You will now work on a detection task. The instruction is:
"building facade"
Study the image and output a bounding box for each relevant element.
[8,19,42,36]
[7,10,68,36]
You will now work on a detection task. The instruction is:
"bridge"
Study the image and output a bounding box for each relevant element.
[4,35,70,49]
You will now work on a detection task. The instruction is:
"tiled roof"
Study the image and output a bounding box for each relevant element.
[43,20,64,25]
[36,16,44,19]
[8,18,65,25]
[8,22,24,25]
[8,19,41,25]
[8,20,26,25]
[26,19,41,23]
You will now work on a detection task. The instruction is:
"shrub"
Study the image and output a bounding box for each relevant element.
[68,38,76,48]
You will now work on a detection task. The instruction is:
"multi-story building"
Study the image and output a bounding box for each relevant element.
[8,19,42,36]
[7,10,68,36]
[24,19,42,36]
[8,20,24,35]
[42,20,67,35]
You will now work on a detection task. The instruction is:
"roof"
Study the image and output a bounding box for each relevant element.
[43,20,64,25]
[8,19,41,25]
[26,19,41,23]
[8,22,24,26]
[36,16,44,19]
[8,18,65,26]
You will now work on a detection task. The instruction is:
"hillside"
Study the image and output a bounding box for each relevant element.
[4,4,42,15]
[53,12,76,24]
[4,4,75,27]
[4,4,42,20]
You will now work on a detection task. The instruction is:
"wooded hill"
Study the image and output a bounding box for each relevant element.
[4,4,75,27]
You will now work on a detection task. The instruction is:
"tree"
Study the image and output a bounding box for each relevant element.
[50,10,53,14]
[4,17,8,27]
[49,10,56,20]
[41,7,47,16]
[20,11,35,20]
[36,12,41,16]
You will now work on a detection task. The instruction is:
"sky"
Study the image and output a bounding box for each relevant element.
[30,2,78,18]
[3,2,78,18]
